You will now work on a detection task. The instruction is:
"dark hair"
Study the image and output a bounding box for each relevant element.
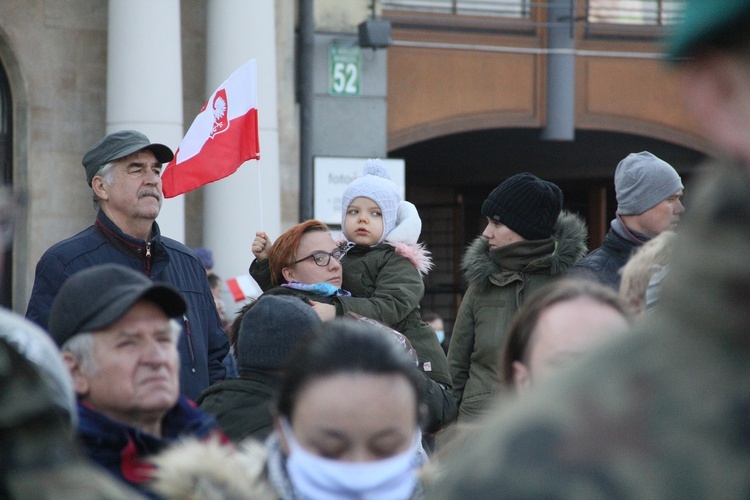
[275,319,424,422]
[227,298,257,352]
[500,279,631,388]
[207,273,221,289]
[422,311,441,323]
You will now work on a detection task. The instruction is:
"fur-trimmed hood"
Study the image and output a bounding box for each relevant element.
[461,211,588,286]
[148,436,276,499]
[385,200,433,275]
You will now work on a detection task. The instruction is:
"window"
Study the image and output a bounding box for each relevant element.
[587,0,684,26]
[382,0,531,18]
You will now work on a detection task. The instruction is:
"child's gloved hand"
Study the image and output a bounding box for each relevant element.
[252,231,272,260]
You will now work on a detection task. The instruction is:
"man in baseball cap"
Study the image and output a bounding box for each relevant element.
[26,129,229,401]
[50,264,223,493]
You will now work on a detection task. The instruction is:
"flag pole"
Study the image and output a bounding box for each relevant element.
[256,162,264,231]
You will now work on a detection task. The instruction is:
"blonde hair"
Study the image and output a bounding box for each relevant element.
[619,231,677,316]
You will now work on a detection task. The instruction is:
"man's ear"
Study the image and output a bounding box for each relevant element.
[62,351,90,397]
[512,361,531,394]
[91,176,109,202]
[281,266,295,283]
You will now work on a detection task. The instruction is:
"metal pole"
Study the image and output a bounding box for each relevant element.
[298,0,315,221]
[541,0,575,141]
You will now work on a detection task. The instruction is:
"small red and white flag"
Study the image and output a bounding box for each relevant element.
[226,274,262,302]
[162,59,260,198]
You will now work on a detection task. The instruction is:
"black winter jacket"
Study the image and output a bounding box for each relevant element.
[26,210,229,400]
[568,226,643,290]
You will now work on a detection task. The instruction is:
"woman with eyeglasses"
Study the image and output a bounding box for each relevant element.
[249,163,456,438]
[254,219,350,301]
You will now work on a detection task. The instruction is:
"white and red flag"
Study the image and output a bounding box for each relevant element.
[162,59,260,198]
[226,274,262,302]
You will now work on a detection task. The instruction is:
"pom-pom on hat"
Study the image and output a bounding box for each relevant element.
[341,159,401,244]
[481,173,563,241]
[236,295,322,372]
[615,152,683,216]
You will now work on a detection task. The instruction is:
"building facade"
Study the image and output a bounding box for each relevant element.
[0,1,703,332]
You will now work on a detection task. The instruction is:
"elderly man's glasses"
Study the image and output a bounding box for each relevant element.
[294,249,346,267]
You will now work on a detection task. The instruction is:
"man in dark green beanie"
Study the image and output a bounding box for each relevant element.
[428,2,750,497]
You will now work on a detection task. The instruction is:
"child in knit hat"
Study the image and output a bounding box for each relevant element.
[340,160,405,247]
[250,159,456,435]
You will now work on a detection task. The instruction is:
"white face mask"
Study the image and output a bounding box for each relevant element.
[280,418,421,500]
[434,330,445,344]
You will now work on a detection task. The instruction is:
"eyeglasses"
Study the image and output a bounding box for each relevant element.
[294,249,346,267]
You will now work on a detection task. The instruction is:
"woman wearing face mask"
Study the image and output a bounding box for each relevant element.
[266,319,427,499]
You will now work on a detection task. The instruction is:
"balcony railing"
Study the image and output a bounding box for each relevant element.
[382,0,532,18]
[382,0,684,27]
[587,0,683,26]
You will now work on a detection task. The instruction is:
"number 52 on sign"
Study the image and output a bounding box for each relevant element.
[329,45,361,96]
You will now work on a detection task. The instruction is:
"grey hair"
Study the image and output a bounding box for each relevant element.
[61,332,98,376]
[61,318,182,375]
[91,161,117,211]
[167,318,182,342]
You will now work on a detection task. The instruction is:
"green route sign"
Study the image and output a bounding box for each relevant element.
[329,45,361,96]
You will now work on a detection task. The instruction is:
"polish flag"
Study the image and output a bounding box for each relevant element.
[226,274,262,302]
[162,59,260,198]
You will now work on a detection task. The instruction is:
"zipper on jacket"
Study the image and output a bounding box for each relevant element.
[143,242,152,276]
[183,314,196,373]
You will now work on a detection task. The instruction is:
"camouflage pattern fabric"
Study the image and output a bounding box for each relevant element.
[0,337,139,499]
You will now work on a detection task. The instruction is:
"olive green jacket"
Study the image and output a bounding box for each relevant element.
[448,211,588,421]
[336,243,452,387]
[432,162,750,498]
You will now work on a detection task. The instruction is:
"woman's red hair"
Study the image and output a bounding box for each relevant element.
[268,219,330,285]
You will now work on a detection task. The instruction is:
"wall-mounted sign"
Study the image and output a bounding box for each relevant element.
[329,45,361,96]
[314,156,405,226]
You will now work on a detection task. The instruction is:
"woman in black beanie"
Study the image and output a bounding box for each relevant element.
[447,173,588,422]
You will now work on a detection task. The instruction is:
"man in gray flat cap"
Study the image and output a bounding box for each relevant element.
[26,130,229,400]
[569,151,684,290]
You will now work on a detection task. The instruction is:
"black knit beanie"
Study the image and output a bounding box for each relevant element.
[236,295,322,372]
[481,173,563,240]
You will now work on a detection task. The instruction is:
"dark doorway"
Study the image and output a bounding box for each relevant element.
[394,128,705,339]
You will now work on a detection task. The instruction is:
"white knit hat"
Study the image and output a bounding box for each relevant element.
[341,159,401,244]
